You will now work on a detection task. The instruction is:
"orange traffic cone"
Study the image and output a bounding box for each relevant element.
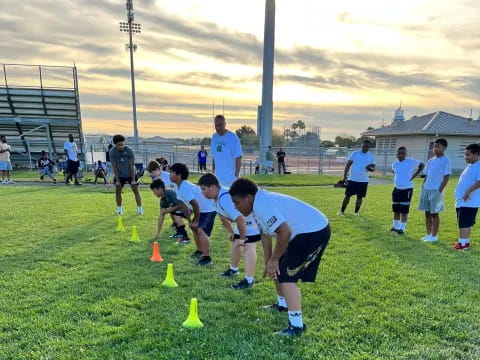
[150,242,164,262]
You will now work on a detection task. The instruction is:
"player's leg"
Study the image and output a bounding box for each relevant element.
[131,182,143,214]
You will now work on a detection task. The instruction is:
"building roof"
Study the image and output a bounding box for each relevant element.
[362,111,480,137]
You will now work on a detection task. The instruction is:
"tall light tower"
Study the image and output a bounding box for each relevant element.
[258,0,275,165]
[119,0,141,147]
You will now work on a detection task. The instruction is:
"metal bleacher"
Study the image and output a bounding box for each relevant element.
[0,64,84,168]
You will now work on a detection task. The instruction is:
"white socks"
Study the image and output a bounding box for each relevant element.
[288,311,303,328]
[137,206,143,215]
[459,238,469,246]
[245,276,254,284]
[117,206,123,215]
[399,222,406,231]
[393,220,400,229]
[277,295,287,308]
[230,266,239,272]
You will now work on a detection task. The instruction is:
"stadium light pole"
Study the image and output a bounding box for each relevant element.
[119,0,141,147]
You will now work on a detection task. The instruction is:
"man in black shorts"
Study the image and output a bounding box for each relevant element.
[109,134,143,215]
[229,178,330,336]
[339,140,376,215]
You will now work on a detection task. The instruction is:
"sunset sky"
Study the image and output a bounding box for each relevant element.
[2,0,480,140]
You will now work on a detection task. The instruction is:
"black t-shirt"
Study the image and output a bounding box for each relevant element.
[277,151,286,162]
[106,150,110,162]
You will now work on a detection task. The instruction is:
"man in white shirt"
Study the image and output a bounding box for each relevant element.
[418,138,451,242]
[229,178,330,336]
[390,147,424,234]
[170,163,217,266]
[453,143,480,250]
[63,134,81,186]
[199,173,261,290]
[211,115,243,187]
[339,140,376,215]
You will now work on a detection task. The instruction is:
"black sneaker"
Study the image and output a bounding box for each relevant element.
[231,278,253,290]
[219,268,239,277]
[190,250,203,259]
[53,179,57,184]
[196,256,212,266]
[396,230,404,235]
[75,182,82,186]
[390,227,397,233]
[40,175,44,181]
[169,232,182,239]
[275,324,306,336]
[263,303,288,312]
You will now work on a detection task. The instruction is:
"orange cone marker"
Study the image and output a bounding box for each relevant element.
[150,242,164,262]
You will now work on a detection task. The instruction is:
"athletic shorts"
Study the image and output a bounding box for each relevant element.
[194,211,217,237]
[67,159,79,174]
[456,207,478,228]
[0,161,12,171]
[418,189,444,214]
[115,175,139,187]
[172,210,188,219]
[278,225,331,283]
[392,187,413,214]
[345,180,368,198]
[233,234,261,243]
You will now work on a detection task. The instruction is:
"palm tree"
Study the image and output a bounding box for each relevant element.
[297,120,306,138]
[291,123,299,140]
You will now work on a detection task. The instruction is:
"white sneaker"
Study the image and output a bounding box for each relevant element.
[337,211,345,216]
[353,212,359,216]
[423,235,438,242]
[117,207,123,215]
[8,180,15,184]
[137,207,143,215]
[421,235,430,241]
[1,180,7,184]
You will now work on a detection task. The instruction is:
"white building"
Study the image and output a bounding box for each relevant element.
[362,108,480,172]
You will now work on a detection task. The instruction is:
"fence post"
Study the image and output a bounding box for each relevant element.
[318,149,323,175]
[382,149,388,176]
[297,153,300,174]
[249,160,252,174]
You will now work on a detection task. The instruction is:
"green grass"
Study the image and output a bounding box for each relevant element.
[10,170,339,187]
[0,182,479,359]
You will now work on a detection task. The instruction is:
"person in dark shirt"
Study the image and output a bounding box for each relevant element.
[276,148,287,174]
[197,145,208,172]
[38,151,57,184]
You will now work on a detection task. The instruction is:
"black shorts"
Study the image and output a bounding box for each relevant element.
[456,207,478,228]
[115,175,139,187]
[278,225,331,283]
[194,211,217,237]
[345,181,368,198]
[67,160,80,174]
[199,162,207,170]
[172,210,188,219]
[392,188,413,214]
[233,234,261,243]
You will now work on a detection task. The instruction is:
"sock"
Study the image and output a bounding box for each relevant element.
[229,266,239,272]
[277,295,287,308]
[288,311,303,328]
[137,206,143,211]
[245,276,254,284]
[117,206,122,213]
[459,238,469,246]
[400,222,406,231]
[393,220,400,229]
[431,235,438,241]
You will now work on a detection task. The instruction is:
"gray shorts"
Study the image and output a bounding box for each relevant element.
[418,189,444,214]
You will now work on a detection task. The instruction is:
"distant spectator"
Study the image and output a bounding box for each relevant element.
[265,145,275,174]
[105,144,114,188]
[197,145,208,172]
[94,160,107,185]
[0,135,14,184]
[254,157,260,175]
[276,147,287,174]
[110,134,143,215]
[64,134,81,185]
[38,151,57,184]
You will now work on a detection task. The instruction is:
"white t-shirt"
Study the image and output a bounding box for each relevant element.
[211,130,243,186]
[215,187,260,236]
[392,158,421,189]
[252,189,328,241]
[0,143,11,161]
[177,180,215,213]
[64,141,79,161]
[161,171,173,189]
[348,150,375,183]
[423,156,451,191]
[455,161,480,208]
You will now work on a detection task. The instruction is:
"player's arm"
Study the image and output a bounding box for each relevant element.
[64,148,69,160]
[463,180,480,201]
[212,158,215,173]
[266,222,291,280]
[112,160,120,185]
[129,159,136,184]
[439,175,450,193]
[155,211,165,239]
[410,162,425,181]
[189,199,201,229]
[261,235,273,277]
[220,215,234,240]
[232,215,247,246]
[235,156,242,178]
[343,160,353,181]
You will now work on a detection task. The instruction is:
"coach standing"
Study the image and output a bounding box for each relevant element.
[211,115,243,187]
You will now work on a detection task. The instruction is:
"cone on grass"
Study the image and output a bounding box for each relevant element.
[162,263,178,287]
[130,225,140,242]
[116,217,125,232]
[182,298,203,329]
[150,242,164,262]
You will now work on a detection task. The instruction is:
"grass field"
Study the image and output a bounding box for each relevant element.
[1,180,479,359]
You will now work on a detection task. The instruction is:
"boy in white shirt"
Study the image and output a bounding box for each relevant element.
[391,147,424,234]
[453,143,480,250]
[229,178,330,336]
[211,115,243,187]
[199,173,261,290]
[170,163,217,266]
[418,138,451,242]
[339,140,376,215]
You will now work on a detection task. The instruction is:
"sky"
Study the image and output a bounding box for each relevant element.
[2,0,480,140]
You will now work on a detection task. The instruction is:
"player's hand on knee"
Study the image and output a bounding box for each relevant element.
[266,259,280,280]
